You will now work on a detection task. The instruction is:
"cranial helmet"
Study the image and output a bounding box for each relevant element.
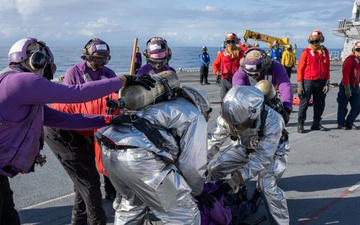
[143,37,171,60]
[308,29,325,43]
[240,47,268,77]
[8,37,57,80]
[81,38,111,66]
[254,80,276,100]
[221,86,264,126]
[353,41,360,52]
[225,32,240,41]
[143,37,172,69]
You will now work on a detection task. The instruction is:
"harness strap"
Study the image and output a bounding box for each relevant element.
[258,104,267,138]
[109,114,166,150]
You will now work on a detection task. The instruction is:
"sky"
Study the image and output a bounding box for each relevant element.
[0,0,356,49]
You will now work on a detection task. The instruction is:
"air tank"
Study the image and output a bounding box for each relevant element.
[119,71,180,110]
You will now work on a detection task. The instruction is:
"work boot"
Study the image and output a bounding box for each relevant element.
[297,119,304,133]
[311,122,329,131]
[71,215,87,225]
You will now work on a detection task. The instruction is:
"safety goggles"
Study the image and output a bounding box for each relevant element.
[226,39,236,44]
[309,39,321,44]
[149,59,167,69]
[92,55,110,66]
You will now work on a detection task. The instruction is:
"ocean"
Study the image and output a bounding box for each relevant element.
[0,45,342,80]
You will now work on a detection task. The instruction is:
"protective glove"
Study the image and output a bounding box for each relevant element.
[210,181,232,199]
[35,154,47,167]
[344,84,352,98]
[297,82,305,95]
[195,190,215,210]
[322,80,330,94]
[281,107,291,125]
[123,74,156,90]
[216,74,221,85]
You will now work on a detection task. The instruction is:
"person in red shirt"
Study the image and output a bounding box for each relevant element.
[212,32,244,100]
[336,41,360,130]
[296,29,330,133]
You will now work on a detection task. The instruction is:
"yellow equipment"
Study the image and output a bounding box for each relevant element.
[243,30,290,48]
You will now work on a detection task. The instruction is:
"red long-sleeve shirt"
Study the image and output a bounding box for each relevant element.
[342,53,360,86]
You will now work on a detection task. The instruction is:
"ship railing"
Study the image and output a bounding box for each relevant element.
[329,50,341,61]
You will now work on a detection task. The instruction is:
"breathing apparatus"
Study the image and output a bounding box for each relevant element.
[119,71,180,110]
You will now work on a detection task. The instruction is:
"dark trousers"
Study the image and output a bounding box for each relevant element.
[0,175,20,225]
[337,83,360,127]
[224,194,255,225]
[220,78,233,100]
[44,127,106,225]
[297,79,327,122]
[284,66,292,79]
[200,65,209,84]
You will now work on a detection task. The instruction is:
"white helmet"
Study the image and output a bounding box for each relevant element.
[254,80,276,100]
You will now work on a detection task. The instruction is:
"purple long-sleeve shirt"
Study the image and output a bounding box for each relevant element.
[136,63,176,75]
[63,61,117,85]
[232,60,293,110]
[0,67,122,176]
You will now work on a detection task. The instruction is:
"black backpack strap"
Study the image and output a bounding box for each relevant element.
[132,118,166,149]
[110,114,166,149]
[258,104,267,138]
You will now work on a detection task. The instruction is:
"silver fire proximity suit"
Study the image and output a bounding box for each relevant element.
[96,86,211,225]
[207,86,290,225]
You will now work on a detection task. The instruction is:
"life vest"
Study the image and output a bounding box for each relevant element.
[303,48,330,80]
[219,49,243,80]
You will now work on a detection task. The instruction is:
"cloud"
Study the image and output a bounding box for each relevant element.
[16,0,43,19]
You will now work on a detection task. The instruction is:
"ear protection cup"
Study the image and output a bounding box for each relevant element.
[29,51,47,70]
[81,38,95,60]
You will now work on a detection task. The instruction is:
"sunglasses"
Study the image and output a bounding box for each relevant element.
[355,49,360,53]
[309,39,320,44]
[226,39,236,44]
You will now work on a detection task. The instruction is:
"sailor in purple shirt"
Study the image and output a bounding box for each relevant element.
[232,47,293,122]
[198,183,261,225]
[0,37,155,225]
[136,36,176,75]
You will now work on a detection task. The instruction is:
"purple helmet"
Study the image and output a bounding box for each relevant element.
[241,47,267,77]
[8,37,56,79]
[81,38,111,65]
[8,37,53,65]
[144,37,171,61]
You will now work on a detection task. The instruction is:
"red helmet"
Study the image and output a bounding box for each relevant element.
[225,32,240,44]
[354,41,360,49]
[308,29,324,43]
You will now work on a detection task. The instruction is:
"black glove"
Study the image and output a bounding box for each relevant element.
[216,75,221,85]
[281,108,291,125]
[211,181,232,199]
[195,191,215,210]
[123,74,156,90]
